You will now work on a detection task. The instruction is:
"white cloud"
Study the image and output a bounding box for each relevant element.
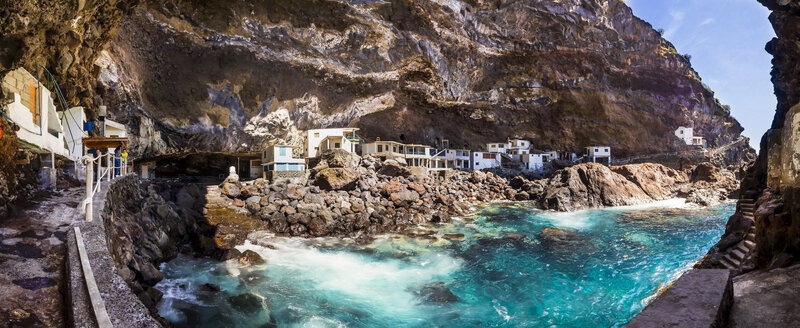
[700,18,715,26]
[663,10,686,39]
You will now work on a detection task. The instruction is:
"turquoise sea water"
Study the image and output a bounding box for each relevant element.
[156,200,734,327]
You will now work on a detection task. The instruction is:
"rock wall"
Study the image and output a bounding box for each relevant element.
[101,175,208,310]
[89,0,750,161]
[747,0,800,269]
[704,0,800,271]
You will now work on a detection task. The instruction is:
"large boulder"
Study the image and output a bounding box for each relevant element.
[319,149,361,169]
[221,182,241,198]
[611,163,688,200]
[314,168,359,191]
[537,163,653,211]
[691,162,722,182]
[378,160,411,177]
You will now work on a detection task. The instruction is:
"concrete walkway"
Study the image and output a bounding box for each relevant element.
[0,188,84,327]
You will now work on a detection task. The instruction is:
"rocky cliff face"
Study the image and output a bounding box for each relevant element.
[751,0,800,269]
[85,0,749,160]
[701,0,800,271]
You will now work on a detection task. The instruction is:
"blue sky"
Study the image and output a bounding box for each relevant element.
[625,0,776,152]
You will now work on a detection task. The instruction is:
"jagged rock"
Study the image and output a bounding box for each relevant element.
[537,163,653,211]
[691,162,722,182]
[314,168,359,191]
[611,163,688,200]
[238,250,266,266]
[390,190,420,206]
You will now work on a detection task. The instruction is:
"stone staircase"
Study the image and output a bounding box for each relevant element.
[720,199,757,270]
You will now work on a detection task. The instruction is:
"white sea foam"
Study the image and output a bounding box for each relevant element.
[236,238,461,318]
[536,198,691,230]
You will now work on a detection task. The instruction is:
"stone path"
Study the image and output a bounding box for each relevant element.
[731,263,800,327]
[720,199,757,270]
[0,188,83,327]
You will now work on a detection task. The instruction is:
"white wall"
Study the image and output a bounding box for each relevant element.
[306,128,358,158]
[471,151,501,170]
[522,154,544,171]
[6,91,73,160]
[61,106,86,161]
[675,127,694,145]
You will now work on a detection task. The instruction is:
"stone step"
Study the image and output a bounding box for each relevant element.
[744,240,756,250]
[721,255,738,270]
[730,249,747,261]
[746,233,756,242]
[735,243,750,255]
[738,198,754,202]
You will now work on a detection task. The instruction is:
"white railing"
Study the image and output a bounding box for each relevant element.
[79,152,130,221]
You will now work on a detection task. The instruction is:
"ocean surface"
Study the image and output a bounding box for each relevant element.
[155,200,734,327]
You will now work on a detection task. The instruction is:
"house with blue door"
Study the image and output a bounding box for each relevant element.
[262,145,306,182]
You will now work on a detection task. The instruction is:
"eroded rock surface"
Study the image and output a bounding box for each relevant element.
[77,0,751,163]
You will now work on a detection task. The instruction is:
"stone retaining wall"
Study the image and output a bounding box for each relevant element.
[65,176,164,328]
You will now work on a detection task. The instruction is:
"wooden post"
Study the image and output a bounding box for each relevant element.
[85,154,93,222]
[106,152,112,182]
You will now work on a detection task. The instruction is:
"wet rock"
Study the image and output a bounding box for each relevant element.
[538,227,586,249]
[227,293,265,315]
[442,233,465,241]
[200,283,222,292]
[415,282,459,303]
[238,250,266,265]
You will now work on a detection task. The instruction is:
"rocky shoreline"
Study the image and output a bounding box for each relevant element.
[99,150,741,317]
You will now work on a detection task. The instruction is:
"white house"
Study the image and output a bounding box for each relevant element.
[433,149,471,170]
[485,142,508,153]
[1,68,83,161]
[362,140,440,169]
[675,126,706,147]
[305,128,360,159]
[586,146,611,164]
[471,151,502,170]
[521,153,545,172]
[263,145,306,181]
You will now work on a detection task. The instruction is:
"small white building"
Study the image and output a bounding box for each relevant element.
[675,126,694,145]
[305,128,360,159]
[521,153,545,172]
[263,145,306,181]
[471,151,502,170]
[586,146,611,164]
[675,126,706,147]
[433,149,471,170]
